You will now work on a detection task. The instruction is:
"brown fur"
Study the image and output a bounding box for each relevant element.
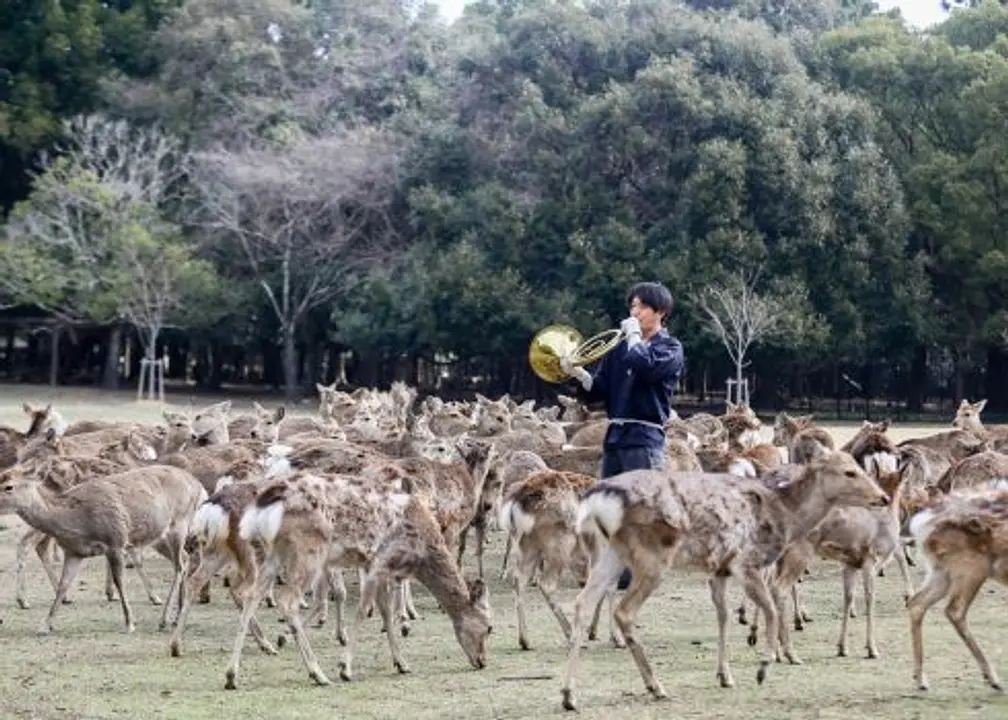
[0,464,206,634]
[560,451,890,710]
[908,487,1008,691]
[502,469,597,649]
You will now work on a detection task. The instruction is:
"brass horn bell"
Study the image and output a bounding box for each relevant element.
[528,323,625,384]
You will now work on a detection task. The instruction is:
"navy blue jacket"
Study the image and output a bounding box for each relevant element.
[579,328,685,450]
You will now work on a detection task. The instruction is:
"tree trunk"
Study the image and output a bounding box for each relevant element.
[735,359,744,406]
[986,345,1008,413]
[283,325,298,404]
[49,325,61,387]
[102,325,121,389]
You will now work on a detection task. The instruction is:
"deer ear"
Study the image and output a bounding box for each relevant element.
[45,427,57,442]
[275,406,286,422]
[22,403,32,414]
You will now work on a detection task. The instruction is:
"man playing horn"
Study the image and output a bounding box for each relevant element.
[560,281,685,589]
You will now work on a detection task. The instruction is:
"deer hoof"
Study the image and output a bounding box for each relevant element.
[561,689,577,712]
[224,671,237,690]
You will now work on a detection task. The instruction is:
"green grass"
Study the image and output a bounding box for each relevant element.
[0,387,1005,719]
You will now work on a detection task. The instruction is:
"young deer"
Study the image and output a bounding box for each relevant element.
[560,451,890,712]
[759,459,912,659]
[907,488,1008,691]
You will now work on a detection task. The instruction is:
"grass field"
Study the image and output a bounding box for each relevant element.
[0,385,1005,720]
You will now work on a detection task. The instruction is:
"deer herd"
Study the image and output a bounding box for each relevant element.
[0,388,1006,710]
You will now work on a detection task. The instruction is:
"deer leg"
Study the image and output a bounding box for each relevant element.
[125,547,163,607]
[376,578,410,674]
[742,568,779,686]
[155,537,186,630]
[16,530,54,609]
[891,543,915,605]
[277,556,331,686]
[537,556,573,642]
[105,560,117,602]
[611,559,666,700]
[328,569,348,645]
[106,549,135,633]
[339,568,383,682]
[709,575,735,688]
[862,564,879,659]
[561,544,625,712]
[402,579,418,622]
[513,548,537,650]
[499,533,514,580]
[225,558,279,690]
[474,520,487,580]
[770,579,801,665]
[944,569,1001,690]
[38,554,84,635]
[737,598,749,625]
[837,564,856,657]
[456,524,469,568]
[170,551,229,657]
[908,566,951,691]
[222,539,276,655]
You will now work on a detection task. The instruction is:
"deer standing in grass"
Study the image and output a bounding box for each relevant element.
[907,488,1008,692]
[0,464,206,634]
[559,451,891,712]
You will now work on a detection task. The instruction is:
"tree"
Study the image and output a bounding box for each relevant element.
[695,269,817,405]
[192,128,400,402]
[0,114,197,388]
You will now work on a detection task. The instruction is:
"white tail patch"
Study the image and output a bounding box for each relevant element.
[136,441,158,461]
[238,502,285,545]
[192,502,229,547]
[909,508,937,545]
[501,499,535,538]
[864,451,898,474]
[987,477,1008,491]
[729,459,757,478]
[576,491,625,538]
[46,410,70,437]
[264,455,292,478]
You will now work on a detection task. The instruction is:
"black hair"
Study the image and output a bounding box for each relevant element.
[626,281,673,317]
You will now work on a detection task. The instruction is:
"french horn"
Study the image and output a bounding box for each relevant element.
[528,323,625,384]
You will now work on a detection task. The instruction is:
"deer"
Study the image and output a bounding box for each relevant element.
[224,471,492,689]
[907,487,1008,692]
[752,459,911,658]
[498,469,598,650]
[0,463,206,634]
[559,451,890,712]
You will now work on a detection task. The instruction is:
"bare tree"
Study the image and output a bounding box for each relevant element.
[192,128,400,402]
[695,268,787,406]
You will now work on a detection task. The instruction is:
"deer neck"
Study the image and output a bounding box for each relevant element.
[410,540,475,626]
[773,471,832,542]
[15,484,80,543]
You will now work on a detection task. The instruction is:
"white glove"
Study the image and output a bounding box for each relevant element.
[620,316,642,347]
[560,354,592,391]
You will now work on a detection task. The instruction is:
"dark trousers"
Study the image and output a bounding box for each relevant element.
[600,445,667,479]
[598,444,666,590]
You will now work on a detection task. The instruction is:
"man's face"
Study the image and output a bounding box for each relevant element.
[629,296,663,337]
